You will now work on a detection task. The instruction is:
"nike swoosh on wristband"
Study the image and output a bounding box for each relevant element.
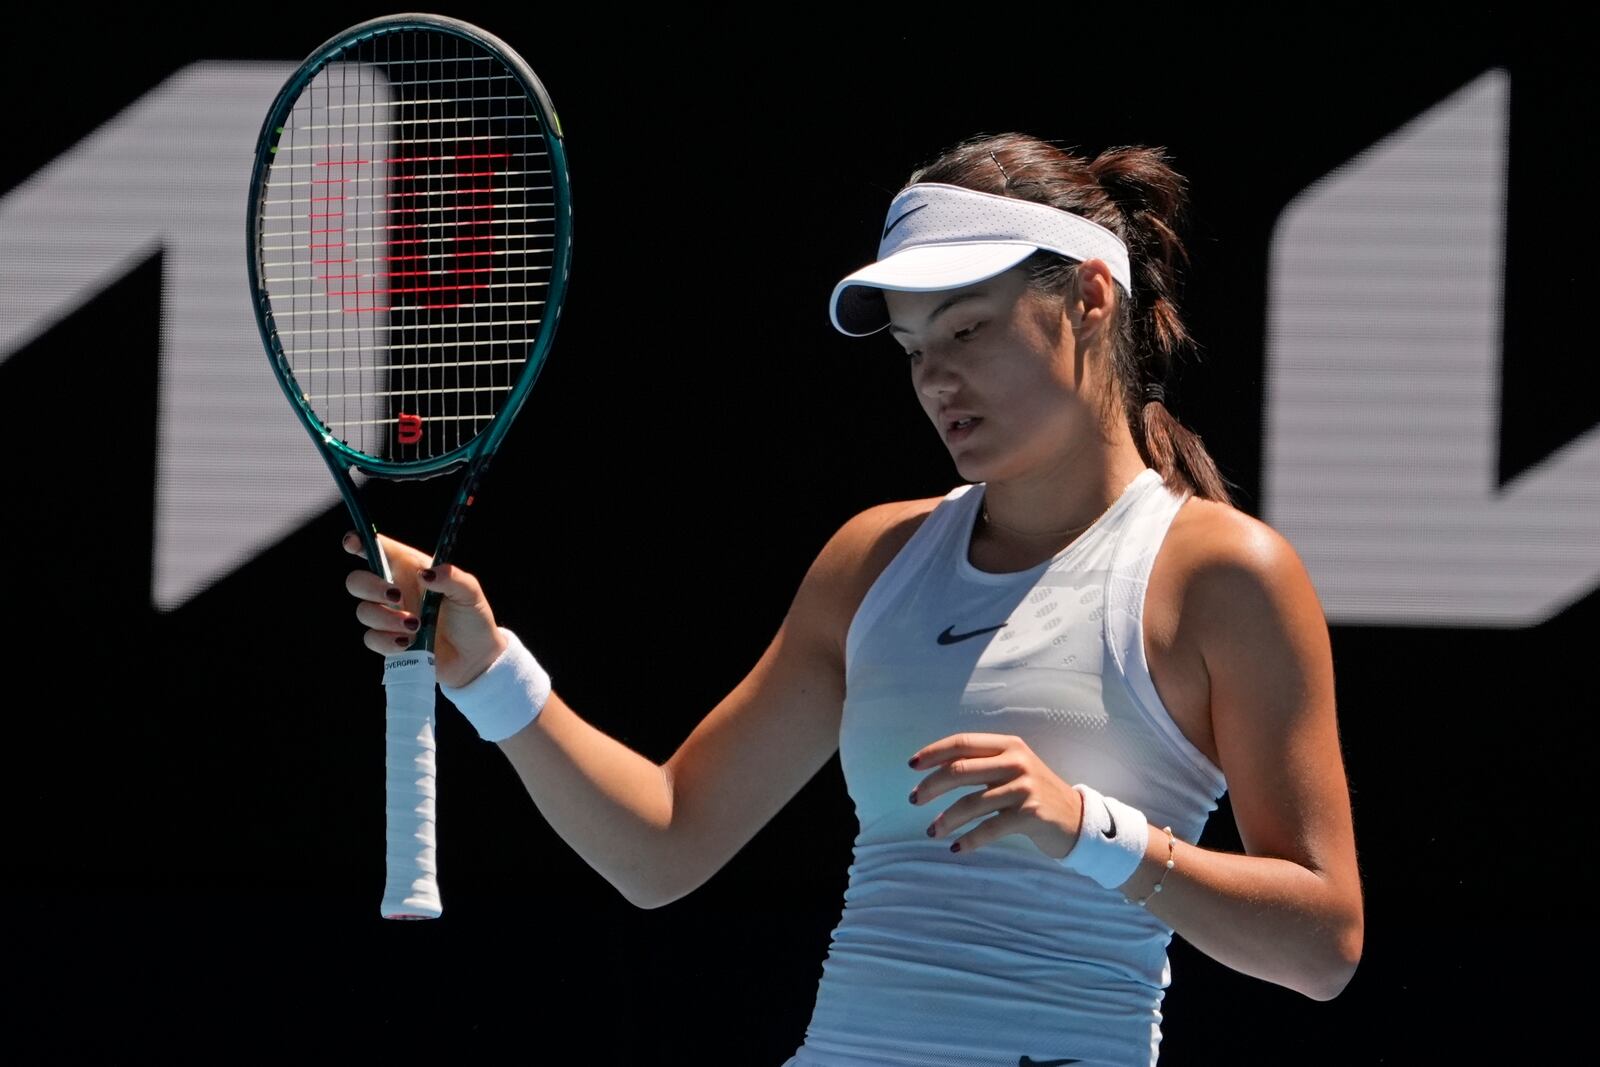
[937,622,1008,645]
[1102,807,1117,839]
[882,203,929,239]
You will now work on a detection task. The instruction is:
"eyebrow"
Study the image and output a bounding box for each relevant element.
[886,291,987,337]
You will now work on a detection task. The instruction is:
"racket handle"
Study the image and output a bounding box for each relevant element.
[381,651,443,919]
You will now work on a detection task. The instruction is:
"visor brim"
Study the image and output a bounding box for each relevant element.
[828,243,1038,337]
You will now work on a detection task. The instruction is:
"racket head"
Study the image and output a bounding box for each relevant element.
[247,13,572,479]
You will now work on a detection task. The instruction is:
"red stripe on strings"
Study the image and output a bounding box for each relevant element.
[328,283,490,297]
[386,206,496,217]
[388,170,501,184]
[386,235,494,248]
[344,302,462,312]
[385,152,510,165]
[386,185,495,201]
[386,249,494,262]
[315,153,509,168]
[371,266,498,280]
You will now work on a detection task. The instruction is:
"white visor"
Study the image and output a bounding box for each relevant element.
[829,182,1133,337]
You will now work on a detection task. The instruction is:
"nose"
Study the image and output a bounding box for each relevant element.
[914,350,961,400]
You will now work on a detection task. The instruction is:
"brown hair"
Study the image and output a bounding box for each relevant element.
[907,132,1237,505]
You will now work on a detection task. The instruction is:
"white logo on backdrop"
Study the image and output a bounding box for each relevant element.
[0,63,335,612]
[1264,68,1599,626]
[3,65,1594,623]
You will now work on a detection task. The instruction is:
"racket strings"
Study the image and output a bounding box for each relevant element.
[258,27,556,463]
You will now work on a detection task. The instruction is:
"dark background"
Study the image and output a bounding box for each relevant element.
[2,7,1590,1063]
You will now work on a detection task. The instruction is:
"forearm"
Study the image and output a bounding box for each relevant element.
[1120,826,1363,1001]
[494,690,678,908]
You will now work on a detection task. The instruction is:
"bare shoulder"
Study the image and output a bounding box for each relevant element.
[1163,494,1325,627]
[1142,492,1329,770]
[801,494,947,659]
[839,495,946,581]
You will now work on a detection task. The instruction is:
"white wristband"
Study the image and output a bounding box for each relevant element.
[1061,783,1150,891]
[438,627,551,742]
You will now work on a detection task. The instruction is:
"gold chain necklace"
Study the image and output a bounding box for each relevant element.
[981,498,1112,539]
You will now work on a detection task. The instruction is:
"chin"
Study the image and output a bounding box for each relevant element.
[948,450,989,483]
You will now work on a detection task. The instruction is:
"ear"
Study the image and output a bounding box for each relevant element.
[1074,259,1118,339]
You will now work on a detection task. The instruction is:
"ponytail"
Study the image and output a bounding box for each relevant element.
[909,134,1239,505]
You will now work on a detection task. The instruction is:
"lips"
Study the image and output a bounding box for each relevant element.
[943,414,982,442]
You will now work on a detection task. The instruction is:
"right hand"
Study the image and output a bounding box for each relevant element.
[342,531,509,688]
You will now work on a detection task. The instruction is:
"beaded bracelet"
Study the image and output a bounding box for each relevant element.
[1126,826,1176,907]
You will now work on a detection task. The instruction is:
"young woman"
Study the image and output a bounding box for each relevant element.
[343,132,1363,1066]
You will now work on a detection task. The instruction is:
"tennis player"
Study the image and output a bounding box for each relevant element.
[343,132,1363,1066]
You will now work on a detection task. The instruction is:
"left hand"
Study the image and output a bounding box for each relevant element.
[909,733,1086,858]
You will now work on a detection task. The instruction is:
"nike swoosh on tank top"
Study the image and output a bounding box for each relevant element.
[783,467,1228,1067]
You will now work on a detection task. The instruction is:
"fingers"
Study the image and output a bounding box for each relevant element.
[417,561,489,609]
[945,809,1030,854]
[339,531,498,665]
[346,565,402,598]
[356,599,420,634]
[350,587,422,654]
[908,732,1014,770]
[341,530,432,572]
[342,530,443,606]
[922,780,1026,839]
[364,626,421,655]
[341,531,367,560]
[908,753,1024,806]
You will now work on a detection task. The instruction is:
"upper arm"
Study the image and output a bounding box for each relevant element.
[1191,515,1364,950]
[655,501,926,906]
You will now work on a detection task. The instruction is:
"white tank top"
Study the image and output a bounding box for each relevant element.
[784,467,1229,1067]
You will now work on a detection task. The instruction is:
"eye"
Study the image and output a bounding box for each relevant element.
[903,322,982,363]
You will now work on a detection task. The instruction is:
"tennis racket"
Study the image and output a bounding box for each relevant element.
[246,13,573,919]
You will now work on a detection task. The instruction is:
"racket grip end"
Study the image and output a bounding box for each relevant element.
[383,652,443,921]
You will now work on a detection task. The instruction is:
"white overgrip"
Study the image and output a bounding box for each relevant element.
[381,650,442,919]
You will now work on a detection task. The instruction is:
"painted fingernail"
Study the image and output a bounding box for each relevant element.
[385,587,402,603]
[395,636,411,647]
[908,789,919,804]
[420,568,437,582]
[908,756,920,768]
[403,618,419,632]
[949,842,961,853]
[925,824,935,837]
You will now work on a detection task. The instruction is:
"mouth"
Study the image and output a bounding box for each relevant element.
[946,416,982,440]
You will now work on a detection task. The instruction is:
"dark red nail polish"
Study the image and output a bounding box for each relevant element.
[949,842,961,853]
[908,789,918,804]
[395,636,410,647]
[420,568,437,582]
[404,618,419,632]
[908,757,919,768]
[385,588,402,602]
[925,825,935,837]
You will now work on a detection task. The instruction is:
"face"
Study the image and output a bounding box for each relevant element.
[884,262,1113,483]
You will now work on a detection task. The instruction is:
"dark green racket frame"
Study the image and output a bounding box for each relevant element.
[246,13,573,650]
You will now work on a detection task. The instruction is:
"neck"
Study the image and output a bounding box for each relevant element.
[974,426,1148,543]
